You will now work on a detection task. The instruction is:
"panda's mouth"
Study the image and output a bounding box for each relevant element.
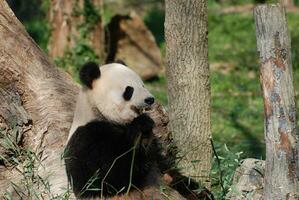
[131,105,152,115]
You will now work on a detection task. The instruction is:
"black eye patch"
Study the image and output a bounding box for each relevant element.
[123,86,134,101]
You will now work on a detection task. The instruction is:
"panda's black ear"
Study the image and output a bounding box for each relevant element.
[79,62,101,89]
[115,59,127,66]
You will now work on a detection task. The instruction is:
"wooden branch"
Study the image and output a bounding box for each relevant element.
[254,4,299,199]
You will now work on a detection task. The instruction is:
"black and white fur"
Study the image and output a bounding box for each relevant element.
[65,62,203,199]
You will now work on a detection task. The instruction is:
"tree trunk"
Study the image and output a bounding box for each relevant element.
[0,0,78,197]
[164,0,211,188]
[254,4,299,199]
[0,1,185,199]
[48,0,105,59]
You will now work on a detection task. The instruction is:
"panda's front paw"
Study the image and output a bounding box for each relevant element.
[132,114,155,136]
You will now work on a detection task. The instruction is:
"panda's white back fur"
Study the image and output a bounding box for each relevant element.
[68,91,97,140]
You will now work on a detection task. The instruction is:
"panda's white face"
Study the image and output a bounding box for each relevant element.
[86,63,154,124]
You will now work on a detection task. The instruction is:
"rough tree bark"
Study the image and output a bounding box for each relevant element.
[165,0,212,187]
[0,1,184,199]
[0,0,77,196]
[48,0,104,59]
[254,4,299,200]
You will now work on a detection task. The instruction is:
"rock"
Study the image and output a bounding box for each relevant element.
[106,11,164,80]
[227,158,265,200]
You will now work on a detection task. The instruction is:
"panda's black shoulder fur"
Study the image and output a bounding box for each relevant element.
[64,114,162,198]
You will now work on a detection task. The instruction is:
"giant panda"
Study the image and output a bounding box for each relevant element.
[64,62,205,200]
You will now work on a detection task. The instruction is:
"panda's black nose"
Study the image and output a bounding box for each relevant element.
[144,97,155,105]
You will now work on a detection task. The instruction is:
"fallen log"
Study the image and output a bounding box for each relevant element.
[105,12,163,80]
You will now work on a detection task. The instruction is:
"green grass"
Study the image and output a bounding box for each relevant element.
[145,76,168,105]
[0,128,71,199]
[208,13,258,69]
[208,12,264,159]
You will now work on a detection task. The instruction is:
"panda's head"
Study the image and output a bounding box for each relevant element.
[79,62,155,124]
